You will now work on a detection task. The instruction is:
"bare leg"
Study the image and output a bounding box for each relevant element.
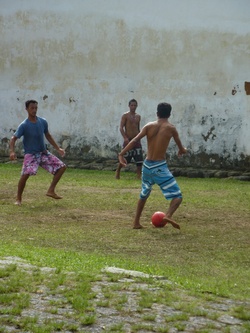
[46,166,66,199]
[136,165,142,179]
[133,198,147,229]
[15,174,30,205]
[115,163,123,179]
[163,197,182,229]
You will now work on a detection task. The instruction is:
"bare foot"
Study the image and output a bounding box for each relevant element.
[15,200,21,206]
[163,216,180,230]
[133,224,144,229]
[115,171,120,179]
[46,193,63,199]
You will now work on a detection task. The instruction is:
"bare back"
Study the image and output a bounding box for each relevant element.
[145,119,177,160]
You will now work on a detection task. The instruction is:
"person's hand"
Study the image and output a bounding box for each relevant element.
[124,138,129,145]
[178,147,187,157]
[118,154,127,167]
[58,148,65,158]
[10,151,17,161]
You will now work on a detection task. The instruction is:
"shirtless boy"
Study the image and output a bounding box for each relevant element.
[115,99,143,179]
[9,100,66,205]
[118,102,187,229]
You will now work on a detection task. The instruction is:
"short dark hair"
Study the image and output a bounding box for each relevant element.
[25,100,38,108]
[128,99,138,106]
[157,103,172,118]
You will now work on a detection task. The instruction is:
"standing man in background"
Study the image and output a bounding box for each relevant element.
[115,99,143,179]
[9,99,66,205]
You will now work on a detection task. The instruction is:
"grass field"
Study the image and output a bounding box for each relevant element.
[0,162,249,332]
[0,162,249,298]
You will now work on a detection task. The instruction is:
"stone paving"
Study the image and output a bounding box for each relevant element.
[0,257,249,333]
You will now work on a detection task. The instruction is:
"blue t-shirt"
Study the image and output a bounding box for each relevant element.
[14,117,48,154]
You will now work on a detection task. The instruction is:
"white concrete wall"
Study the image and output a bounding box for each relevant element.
[1,0,250,168]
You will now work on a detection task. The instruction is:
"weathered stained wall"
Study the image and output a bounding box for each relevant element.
[0,0,250,169]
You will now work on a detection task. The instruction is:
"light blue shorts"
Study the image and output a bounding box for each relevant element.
[140,160,182,200]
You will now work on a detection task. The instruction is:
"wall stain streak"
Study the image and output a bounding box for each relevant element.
[202,126,216,141]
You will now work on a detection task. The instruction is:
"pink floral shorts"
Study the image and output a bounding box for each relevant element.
[21,152,65,176]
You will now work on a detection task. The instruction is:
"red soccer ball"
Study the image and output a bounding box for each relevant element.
[151,211,167,228]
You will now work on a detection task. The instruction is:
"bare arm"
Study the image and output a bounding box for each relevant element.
[45,132,65,157]
[9,136,18,160]
[118,126,147,166]
[119,114,129,143]
[172,128,187,156]
[138,115,141,132]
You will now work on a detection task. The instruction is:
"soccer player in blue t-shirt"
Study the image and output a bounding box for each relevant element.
[9,100,66,205]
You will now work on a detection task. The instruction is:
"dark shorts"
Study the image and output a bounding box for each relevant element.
[140,159,182,200]
[21,152,65,176]
[123,142,143,166]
